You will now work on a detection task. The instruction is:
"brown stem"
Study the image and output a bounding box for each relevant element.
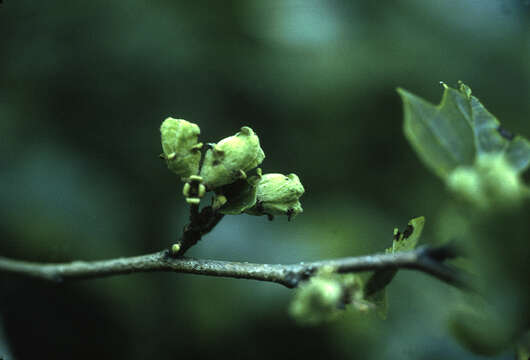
[0,245,468,289]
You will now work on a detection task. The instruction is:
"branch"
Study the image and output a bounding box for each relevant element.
[0,244,468,289]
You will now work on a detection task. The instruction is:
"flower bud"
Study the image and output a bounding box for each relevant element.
[289,267,364,324]
[289,276,343,324]
[447,154,526,209]
[200,126,265,189]
[447,167,485,208]
[245,173,304,219]
[160,118,202,180]
[476,154,522,204]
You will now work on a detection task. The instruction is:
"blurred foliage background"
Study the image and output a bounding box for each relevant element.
[1,0,529,359]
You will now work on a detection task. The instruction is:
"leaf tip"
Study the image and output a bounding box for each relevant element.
[457,80,472,99]
[396,87,412,99]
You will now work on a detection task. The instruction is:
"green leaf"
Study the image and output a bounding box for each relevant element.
[455,82,506,155]
[505,136,530,173]
[386,216,425,254]
[398,85,475,178]
[364,217,425,318]
[398,82,530,178]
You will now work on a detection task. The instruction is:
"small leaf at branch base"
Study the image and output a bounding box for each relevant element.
[364,216,425,318]
[387,216,425,254]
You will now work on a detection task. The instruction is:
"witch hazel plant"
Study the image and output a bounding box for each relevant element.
[0,90,477,348]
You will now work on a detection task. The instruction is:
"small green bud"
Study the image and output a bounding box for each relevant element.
[447,154,526,209]
[160,118,202,180]
[447,167,485,208]
[171,243,181,254]
[245,173,305,219]
[289,276,343,324]
[289,267,365,324]
[476,154,522,204]
[200,126,265,189]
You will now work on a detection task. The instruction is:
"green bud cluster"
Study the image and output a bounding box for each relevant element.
[447,154,527,209]
[160,118,304,219]
[289,267,367,325]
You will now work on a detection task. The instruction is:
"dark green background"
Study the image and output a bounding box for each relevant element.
[1,1,529,359]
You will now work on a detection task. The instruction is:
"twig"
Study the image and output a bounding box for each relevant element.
[0,245,468,289]
[173,205,225,256]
